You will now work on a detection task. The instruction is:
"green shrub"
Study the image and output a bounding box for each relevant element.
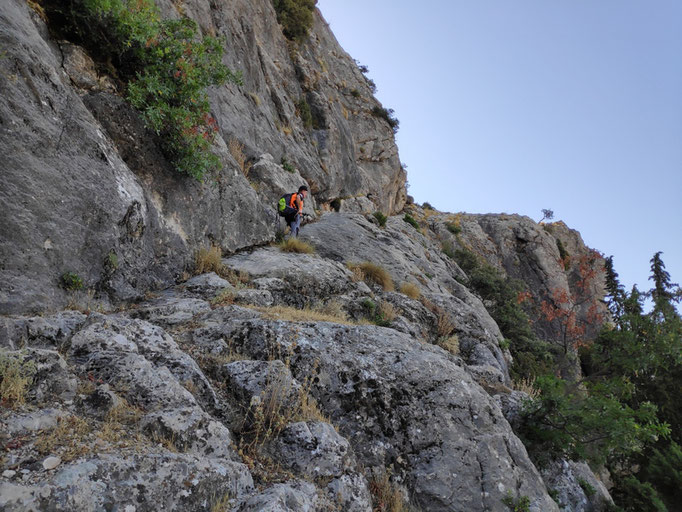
[371,105,400,133]
[578,478,596,497]
[350,89,360,98]
[403,214,419,230]
[446,221,461,235]
[296,97,313,129]
[501,492,530,512]
[556,238,570,268]
[127,17,240,179]
[373,211,387,227]
[61,272,84,291]
[49,0,241,180]
[272,0,317,43]
[422,202,434,210]
[611,476,667,512]
[281,158,296,173]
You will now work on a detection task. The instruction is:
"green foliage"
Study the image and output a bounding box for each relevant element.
[272,0,317,43]
[126,17,240,179]
[611,476,667,512]
[281,158,296,173]
[522,252,682,510]
[350,89,361,98]
[422,202,434,210]
[445,221,461,235]
[51,0,241,180]
[371,105,400,133]
[61,272,84,291]
[373,211,387,228]
[556,239,569,268]
[452,248,554,380]
[403,214,419,230]
[636,442,682,510]
[578,478,596,497]
[520,374,669,467]
[296,97,313,129]
[501,492,530,512]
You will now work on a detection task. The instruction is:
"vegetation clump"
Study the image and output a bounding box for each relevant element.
[278,238,315,254]
[46,0,241,180]
[348,262,394,291]
[373,211,388,227]
[295,97,313,129]
[0,352,37,407]
[371,105,400,133]
[403,214,419,230]
[399,282,420,300]
[60,271,84,291]
[272,0,317,43]
[520,253,682,511]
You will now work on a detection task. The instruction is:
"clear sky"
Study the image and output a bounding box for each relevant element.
[317,0,682,298]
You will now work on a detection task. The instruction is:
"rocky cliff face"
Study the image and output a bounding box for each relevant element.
[0,1,612,511]
[0,0,406,314]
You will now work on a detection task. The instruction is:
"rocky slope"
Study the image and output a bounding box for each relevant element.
[0,0,613,510]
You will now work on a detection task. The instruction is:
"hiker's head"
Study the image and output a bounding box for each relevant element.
[298,185,308,198]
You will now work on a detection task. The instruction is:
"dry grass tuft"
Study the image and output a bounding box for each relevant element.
[210,492,232,512]
[252,305,353,325]
[377,301,397,323]
[513,377,540,399]
[421,297,455,337]
[228,138,252,177]
[347,262,394,291]
[278,238,315,254]
[369,472,409,512]
[436,311,455,337]
[195,246,223,275]
[399,282,421,300]
[438,335,460,356]
[35,415,92,462]
[0,352,36,407]
[210,288,235,307]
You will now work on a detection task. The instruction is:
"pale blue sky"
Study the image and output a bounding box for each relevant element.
[317,0,682,297]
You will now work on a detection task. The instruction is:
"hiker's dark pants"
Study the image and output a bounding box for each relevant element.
[286,213,301,237]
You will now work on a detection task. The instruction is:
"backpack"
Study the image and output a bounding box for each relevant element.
[278,193,296,217]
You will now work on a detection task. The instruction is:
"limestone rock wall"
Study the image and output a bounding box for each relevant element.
[0,0,406,314]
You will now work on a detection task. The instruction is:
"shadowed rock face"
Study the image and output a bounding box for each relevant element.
[0,0,406,314]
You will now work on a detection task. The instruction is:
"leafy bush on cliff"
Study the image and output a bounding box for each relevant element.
[45,0,241,180]
[272,0,317,43]
[371,105,400,133]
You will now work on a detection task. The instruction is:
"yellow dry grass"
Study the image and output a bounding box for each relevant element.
[278,238,315,254]
[35,415,92,462]
[438,335,460,356]
[0,353,35,407]
[399,282,421,300]
[228,138,252,177]
[194,246,223,275]
[347,262,394,291]
[369,472,409,512]
[251,305,353,325]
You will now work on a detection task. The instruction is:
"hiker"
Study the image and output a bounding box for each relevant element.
[278,185,308,237]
